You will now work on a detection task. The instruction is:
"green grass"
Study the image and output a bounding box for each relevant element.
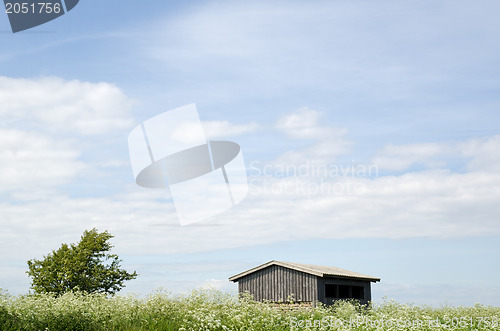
[0,288,499,330]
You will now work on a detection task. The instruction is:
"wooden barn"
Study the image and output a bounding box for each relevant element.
[229,260,380,305]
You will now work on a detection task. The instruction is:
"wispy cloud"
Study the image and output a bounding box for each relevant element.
[141,0,500,108]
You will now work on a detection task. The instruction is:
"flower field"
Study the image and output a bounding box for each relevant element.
[0,288,499,330]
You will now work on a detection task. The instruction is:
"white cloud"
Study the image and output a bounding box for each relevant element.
[202,120,259,139]
[276,108,339,140]
[243,170,500,240]
[0,76,134,135]
[459,135,500,172]
[273,108,352,165]
[0,129,84,193]
[2,163,498,262]
[0,75,138,197]
[372,134,500,172]
[165,119,259,146]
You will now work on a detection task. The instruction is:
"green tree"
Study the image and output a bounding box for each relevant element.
[27,228,137,296]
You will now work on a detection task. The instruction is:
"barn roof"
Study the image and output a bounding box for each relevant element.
[229,260,380,282]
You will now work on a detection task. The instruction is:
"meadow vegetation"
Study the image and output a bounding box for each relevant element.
[0,288,499,330]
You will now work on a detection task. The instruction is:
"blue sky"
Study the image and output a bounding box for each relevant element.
[1,0,500,306]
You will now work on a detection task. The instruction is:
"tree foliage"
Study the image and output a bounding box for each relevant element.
[26,228,137,296]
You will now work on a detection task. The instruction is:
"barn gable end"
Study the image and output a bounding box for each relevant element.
[236,264,318,303]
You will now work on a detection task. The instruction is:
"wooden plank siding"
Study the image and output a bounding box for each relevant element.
[238,265,318,303]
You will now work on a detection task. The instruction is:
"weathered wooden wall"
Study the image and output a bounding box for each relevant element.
[238,265,318,303]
